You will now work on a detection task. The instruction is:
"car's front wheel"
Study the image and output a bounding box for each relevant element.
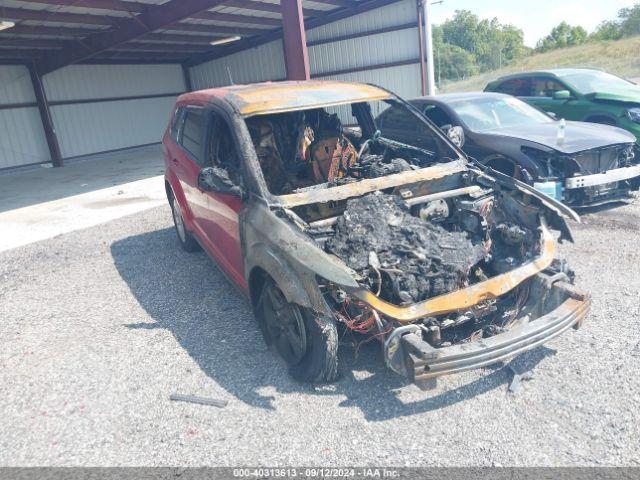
[169,191,200,252]
[257,278,338,383]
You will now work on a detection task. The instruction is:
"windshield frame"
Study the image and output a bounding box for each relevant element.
[242,89,468,203]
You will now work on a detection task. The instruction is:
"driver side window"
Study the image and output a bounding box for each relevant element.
[530,77,567,98]
[206,114,241,186]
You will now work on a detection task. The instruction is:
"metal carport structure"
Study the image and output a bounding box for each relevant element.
[0,0,428,170]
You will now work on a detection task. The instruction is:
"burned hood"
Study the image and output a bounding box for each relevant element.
[481,121,635,154]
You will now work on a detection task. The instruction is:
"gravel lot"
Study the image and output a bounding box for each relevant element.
[1,198,639,466]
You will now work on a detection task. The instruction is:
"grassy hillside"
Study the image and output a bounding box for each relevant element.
[441,36,640,93]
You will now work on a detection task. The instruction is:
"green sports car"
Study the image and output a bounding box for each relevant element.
[485,68,640,140]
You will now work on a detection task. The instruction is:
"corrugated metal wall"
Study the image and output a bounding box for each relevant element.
[307,0,417,42]
[188,0,421,100]
[0,66,51,169]
[311,0,421,100]
[190,39,287,90]
[1,0,421,170]
[43,64,185,158]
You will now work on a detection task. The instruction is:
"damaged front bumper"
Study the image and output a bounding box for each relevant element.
[383,274,591,388]
[564,164,640,189]
[536,165,640,206]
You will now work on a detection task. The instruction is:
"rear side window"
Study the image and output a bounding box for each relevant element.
[495,78,532,96]
[180,109,207,165]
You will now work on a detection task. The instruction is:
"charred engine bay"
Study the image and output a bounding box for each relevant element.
[324,191,539,306]
[317,190,543,345]
[325,193,488,303]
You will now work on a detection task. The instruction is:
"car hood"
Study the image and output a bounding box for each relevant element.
[585,89,640,105]
[483,121,635,154]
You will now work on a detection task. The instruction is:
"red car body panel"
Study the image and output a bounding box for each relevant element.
[163,96,248,293]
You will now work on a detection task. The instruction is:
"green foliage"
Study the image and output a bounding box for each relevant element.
[536,22,589,52]
[432,10,530,85]
[590,20,624,41]
[532,3,640,52]
[619,4,640,37]
[586,3,640,42]
[430,3,640,86]
[434,43,480,82]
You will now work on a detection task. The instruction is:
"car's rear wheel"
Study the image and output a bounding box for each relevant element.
[257,278,338,383]
[169,191,200,252]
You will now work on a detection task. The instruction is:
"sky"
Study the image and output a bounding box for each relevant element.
[428,0,639,47]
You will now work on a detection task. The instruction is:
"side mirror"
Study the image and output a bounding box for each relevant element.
[198,166,242,196]
[553,90,572,100]
[446,125,465,148]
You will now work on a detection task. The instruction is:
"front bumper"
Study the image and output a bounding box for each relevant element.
[564,164,640,189]
[384,274,591,389]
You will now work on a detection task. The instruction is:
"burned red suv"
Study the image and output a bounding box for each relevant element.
[163,81,590,388]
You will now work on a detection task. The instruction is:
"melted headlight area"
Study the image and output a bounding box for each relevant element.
[320,279,539,348]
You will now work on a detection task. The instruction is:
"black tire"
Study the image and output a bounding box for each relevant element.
[257,278,338,383]
[169,191,200,252]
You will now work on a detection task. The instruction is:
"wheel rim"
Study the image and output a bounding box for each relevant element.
[262,283,307,365]
[172,198,187,243]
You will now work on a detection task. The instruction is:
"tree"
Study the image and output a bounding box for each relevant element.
[619,4,640,37]
[590,20,623,41]
[439,10,529,72]
[536,22,588,52]
[434,43,479,82]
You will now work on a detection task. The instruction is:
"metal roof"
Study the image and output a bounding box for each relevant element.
[0,0,397,70]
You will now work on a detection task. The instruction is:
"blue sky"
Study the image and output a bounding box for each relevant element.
[429,0,638,47]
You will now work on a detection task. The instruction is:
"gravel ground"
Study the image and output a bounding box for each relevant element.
[1,198,639,466]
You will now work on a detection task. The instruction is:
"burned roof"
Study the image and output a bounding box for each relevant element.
[178,80,392,116]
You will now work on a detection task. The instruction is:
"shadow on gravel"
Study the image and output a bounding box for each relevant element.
[573,199,632,216]
[112,227,556,421]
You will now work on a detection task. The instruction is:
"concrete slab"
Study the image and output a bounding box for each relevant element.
[0,145,167,253]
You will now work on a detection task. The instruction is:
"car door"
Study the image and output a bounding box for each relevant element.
[197,111,246,290]
[174,107,210,231]
[524,76,576,119]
